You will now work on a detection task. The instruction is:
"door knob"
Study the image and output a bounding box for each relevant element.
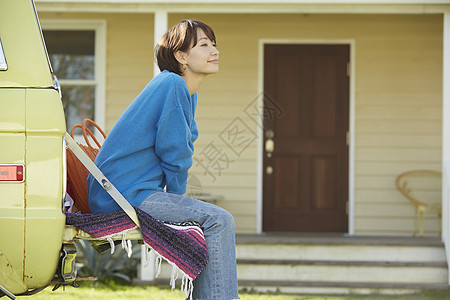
[265,129,275,158]
[265,139,274,156]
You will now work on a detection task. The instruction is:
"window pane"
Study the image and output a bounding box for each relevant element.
[62,85,95,132]
[43,29,97,132]
[43,30,95,80]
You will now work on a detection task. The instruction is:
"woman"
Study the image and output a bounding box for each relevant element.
[87,20,239,300]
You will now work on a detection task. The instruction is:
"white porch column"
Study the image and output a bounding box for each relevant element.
[140,10,168,283]
[153,10,168,77]
[442,11,450,286]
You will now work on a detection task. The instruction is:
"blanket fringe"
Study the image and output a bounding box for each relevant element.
[155,253,162,278]
[181,273,194,300]
[144,244,194,300]
[121,232,133,257]
[144,245,151,268]
[96,226,138,256]
[107,237,115,254]
[98,231,196,299]
[170,265,178,291]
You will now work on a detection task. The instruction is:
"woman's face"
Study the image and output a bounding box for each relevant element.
[183,29,219,76]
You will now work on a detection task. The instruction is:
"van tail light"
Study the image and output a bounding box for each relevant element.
[0,165,24,182]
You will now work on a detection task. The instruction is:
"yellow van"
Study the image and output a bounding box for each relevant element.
[0,0,68,296]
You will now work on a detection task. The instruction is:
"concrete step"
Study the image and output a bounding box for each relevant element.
[236,243,447,263]
[236,234,446,262]
[150,235,449,295]
[234,235,449,295]
[237,280,449,296]
[236,259,448,284]
[153,258,448,295]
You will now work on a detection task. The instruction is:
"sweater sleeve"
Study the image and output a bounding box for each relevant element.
[155,105,194,195]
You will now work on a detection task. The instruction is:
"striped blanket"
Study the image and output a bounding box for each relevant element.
[65,207,208,298]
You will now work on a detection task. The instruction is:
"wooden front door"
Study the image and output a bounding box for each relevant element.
[262,44,349,233]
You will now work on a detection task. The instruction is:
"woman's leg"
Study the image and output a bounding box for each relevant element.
[138,192,239,300]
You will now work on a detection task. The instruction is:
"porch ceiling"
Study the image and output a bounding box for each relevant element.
[35,0,450,14]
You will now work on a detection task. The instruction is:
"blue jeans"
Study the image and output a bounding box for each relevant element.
[139,192,239,300]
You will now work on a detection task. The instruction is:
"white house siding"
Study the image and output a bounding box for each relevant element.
[40,11,443,235]
[103,13,155,129]
[352,14,443,236]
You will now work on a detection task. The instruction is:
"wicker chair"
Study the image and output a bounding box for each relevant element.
[395,170,442,237]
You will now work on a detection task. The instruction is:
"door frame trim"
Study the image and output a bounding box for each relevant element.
[257,39,356,235]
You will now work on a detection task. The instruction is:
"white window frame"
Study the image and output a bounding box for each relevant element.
[40,19,106,131]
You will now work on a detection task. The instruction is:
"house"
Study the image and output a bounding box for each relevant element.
[35,0,450,294]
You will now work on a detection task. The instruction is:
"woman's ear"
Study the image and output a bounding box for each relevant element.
[174,51,187,65]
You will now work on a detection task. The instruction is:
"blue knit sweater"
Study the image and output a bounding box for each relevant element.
[87,70,198,214]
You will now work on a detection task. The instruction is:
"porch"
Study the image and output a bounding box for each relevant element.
[150,234,448,296]
[236,234,448,295]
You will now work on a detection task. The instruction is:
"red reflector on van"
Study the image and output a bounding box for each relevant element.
[0,165,24,182]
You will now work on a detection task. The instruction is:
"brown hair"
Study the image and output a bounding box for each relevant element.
[155,20,216,75]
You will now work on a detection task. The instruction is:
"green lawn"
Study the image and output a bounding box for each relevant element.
[15,284,450,300]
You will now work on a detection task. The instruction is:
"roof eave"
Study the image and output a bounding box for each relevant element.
[35,0,450,14]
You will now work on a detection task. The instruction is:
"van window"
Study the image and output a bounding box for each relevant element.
[43,30,95,131]
[0,39,7,71]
